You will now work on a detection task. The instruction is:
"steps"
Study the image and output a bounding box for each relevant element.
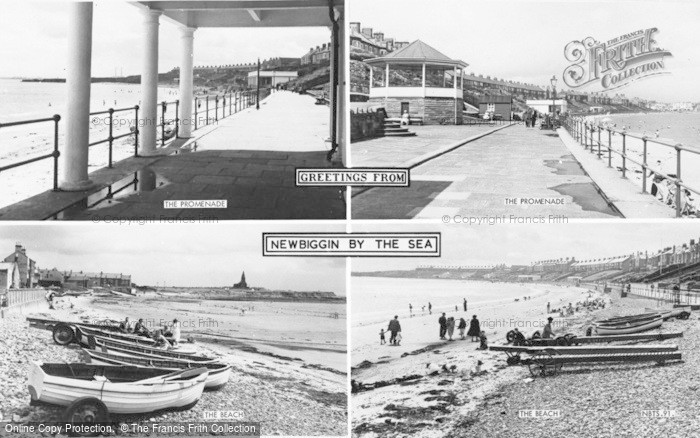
[382,119,416,137]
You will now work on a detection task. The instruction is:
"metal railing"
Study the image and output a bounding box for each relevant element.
[563,115,700,217]
[1,88,269,194]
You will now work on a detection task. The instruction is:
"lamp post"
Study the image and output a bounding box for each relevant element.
[550,75,557,129]
[256,58,260,110]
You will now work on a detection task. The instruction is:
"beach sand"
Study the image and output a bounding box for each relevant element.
[351,282,610,437]
[0,293,347,436]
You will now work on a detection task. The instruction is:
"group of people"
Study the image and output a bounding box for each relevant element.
[381,313,487,349]
[409,298,470,318]
[118,317,181,348]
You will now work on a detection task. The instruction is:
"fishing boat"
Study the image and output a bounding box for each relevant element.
[90,336,216,363]
[593,315,663,335]
[76,327,195,354]
[28,361,208,418]
[644,307,691,320]
[594,313,659,326]
[83,349,230,389]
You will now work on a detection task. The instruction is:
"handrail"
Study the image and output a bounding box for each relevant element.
[562,115,700,217]
[0,88,268,195]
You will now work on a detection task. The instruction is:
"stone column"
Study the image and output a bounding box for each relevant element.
[139,9,162,156]
[178,27,195,138]
[336,11,348,166]
[59,2,95,191]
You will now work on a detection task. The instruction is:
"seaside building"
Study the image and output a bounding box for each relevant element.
[247,71,298,88]
[0,262,21,290]
[2,244,36,288]
[478,95,513,121]
[526,99,568,115]
[365,40,467,124]
[36,269,131,289]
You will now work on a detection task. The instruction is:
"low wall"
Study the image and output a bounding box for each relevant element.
[1,288,48,318]
[368,96,464,124]
[350,109,385,142]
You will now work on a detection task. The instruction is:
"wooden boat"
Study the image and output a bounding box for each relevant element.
[595,313,659,326]
[76,327,195,354]
[90,336,216,363]
[644,307,691,320]
[594,316,663,335]
[27,361,208,415]
[83,349,230,390]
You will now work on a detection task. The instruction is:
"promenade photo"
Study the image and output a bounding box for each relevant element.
[0,223,348,436]
[0,0,347,220]
[349,0,700,219]
[351,223,700,437]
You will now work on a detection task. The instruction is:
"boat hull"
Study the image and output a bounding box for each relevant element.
[28,362,208,414]
[90,336,203,360]
[594,317,663,335]
[84,349,230,389]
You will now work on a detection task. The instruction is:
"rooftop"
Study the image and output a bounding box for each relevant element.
[365,40,468,68]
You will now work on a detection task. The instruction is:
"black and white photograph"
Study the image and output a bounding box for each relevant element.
[351,223,700,437]
[0,223,347,436]
[0,0,346,220]
[349,0,700,219]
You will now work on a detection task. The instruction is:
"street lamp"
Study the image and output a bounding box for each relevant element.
[550,75,558,130]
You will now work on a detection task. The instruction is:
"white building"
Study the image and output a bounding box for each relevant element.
[247,71,298,88]
[0,262,21,290]
[526,99,568,115]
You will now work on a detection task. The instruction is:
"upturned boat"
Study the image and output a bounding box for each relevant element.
[83,349,230,390]
[593,315,663,335]
[27,361,208,416]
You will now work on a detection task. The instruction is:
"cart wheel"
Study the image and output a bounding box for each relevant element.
[63,397,110,437]
[523,339,533,347]
[506,330,516,343]
[585,326,593,337]
[506,354,521,366]
[555,336,568,346]
[678,312,690,320]
[52,324,75,346]
[531,331,541,340]
[528,351,561,377]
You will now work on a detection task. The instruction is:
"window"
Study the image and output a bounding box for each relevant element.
[388,64,422,87]
[371,65,385,87]
[487,103,496,112]
[425,66,455,88]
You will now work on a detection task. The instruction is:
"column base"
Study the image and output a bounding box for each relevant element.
[138,148,162,157]
[59,179,96,192]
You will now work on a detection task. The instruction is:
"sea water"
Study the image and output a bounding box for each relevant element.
[351,276,543,327]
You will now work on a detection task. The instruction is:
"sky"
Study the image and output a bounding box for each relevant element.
[349,0,700,103]
[0,223,346,294]
[351,222,700,272]
[0,0,330,78]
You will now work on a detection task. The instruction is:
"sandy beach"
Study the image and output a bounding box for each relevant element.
[350,280,634,437]
[0,293,347,436]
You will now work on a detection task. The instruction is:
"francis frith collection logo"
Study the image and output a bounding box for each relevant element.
[563,28,672,91]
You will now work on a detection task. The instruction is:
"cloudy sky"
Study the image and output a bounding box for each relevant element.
[0,0,330,78]
[351,222,700,272]
[350,0,700,102]
[0,223,346,294]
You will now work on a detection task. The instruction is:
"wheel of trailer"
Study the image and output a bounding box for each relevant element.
[52,324,75,345]
[63,397,110,437]
[585,326,593,337]
[531,331,541,340]
[564,334,578,346]
[677,311,690,320]
[506,354,521,366]
[555,336,568,346]
[527,351,561,378]
[506,330,516,343]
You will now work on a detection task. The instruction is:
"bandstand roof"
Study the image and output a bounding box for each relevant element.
[133,0,344,28]
[365,40,468,68]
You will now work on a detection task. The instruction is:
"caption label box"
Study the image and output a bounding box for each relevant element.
[263,233,441,257]
[296,168,410,187]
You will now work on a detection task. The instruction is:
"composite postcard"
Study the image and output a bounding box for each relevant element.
[1,0,699,438]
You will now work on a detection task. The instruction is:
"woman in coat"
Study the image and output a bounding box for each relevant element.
[467,315,481,342]
[446,317,456,341]
[458,318,467,340]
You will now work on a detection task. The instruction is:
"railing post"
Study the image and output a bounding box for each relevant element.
[596,125,601,158]
[229,93,232,115]
[194,97,198,131]
[215,96,219,122]
[205,96,209,126]
[676,145,682,218]
[160,101,167,147]
[175,99,180,137]
[134,105,140,157]
[621,132,627,179]
[108,108,114,168]
[642,137,648,193]
[608,128,612,167]
[52,114,61,191]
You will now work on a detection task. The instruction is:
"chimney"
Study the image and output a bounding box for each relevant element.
[349,22,361,33]
[374,32,384,42]
[361,27,373,38]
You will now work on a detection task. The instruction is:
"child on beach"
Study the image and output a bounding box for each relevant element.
[478,331,488,350]
[380,329,386,345]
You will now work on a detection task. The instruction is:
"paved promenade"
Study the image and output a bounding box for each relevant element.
[0,91,345,220]
[353,124,622,219]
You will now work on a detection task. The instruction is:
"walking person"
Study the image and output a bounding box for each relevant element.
[409,303,413,317]
[542,317,556,339]
[531,110,538,128]
[446,317,456,341]
[379,328,386,345]
[438,313,447,340]
[458,317,467,340]
[387,315,401,345]
[428,302,432,315]
[463,298,468,312]
[467,315,481,342]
